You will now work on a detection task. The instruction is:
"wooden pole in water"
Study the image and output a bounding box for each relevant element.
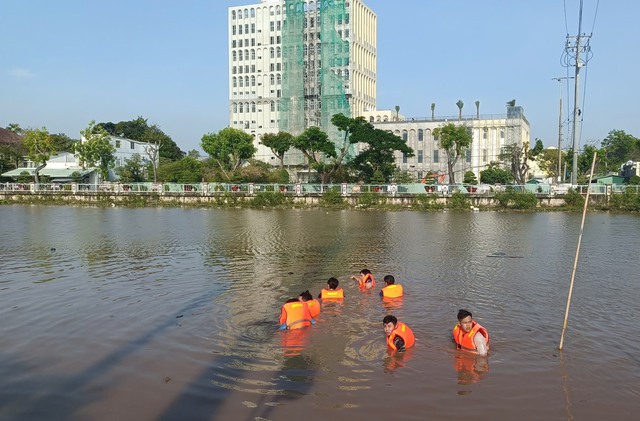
[559,152,597,350]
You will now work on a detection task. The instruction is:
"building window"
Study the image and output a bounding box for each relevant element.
[115,140,121,148]
[130,141,135,149]
[482,148,487,163]
[238,50,242,61]
[276,47,281,58]
[500,129,504,139]
[402,130,408,142]
[402,153,408,164]
[233,77,237,87]
[270,21,274,31]
[466,149,471,163]
[232,25,236,35]
[483,127,488,139]
[270,102,275,112]
[418,150,423,163]
[433,150,439,163]
[418,129,424,141]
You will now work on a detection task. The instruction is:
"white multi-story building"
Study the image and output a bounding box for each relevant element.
[362,104,531,183]
[228,0,377,164]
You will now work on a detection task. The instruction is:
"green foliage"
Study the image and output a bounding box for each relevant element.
[494,190,538,210]
[392,169,416,184]
[201,127,256,181]
[600,129,640,171]
[250,192,287,208]
[357,192,381,208]
[49,133,78,152]
[609,187,640,211]
[261,131,294,168]
[448,191,470,209]
[157,155,203,183]
[463,170,478,185]
[480,163,513,184]
[628,175,640,185]
[17,171,32,183]
[23,127,55,182]
[563,189,584,209]
[348,117,413,183]
[319,189,345,207]
[432,123,472,184]
[70,171,83,183]
[269,168,290,183]
[414,194,445,210]
[77,121,116,181]
[116,153,146,182]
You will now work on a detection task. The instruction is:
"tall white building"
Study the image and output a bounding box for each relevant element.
[228,0,377,164]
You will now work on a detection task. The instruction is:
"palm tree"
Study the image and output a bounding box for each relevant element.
[431,103,436,120]
[395,105,400,121]
[475,101,480,119]
[456,100,464,121]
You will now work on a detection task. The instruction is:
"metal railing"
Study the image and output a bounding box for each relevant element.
[1,182,638,196]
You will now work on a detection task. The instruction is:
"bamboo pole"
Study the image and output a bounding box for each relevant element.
[559,152,597,350]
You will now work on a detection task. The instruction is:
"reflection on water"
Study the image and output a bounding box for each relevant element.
[0,207,639,420]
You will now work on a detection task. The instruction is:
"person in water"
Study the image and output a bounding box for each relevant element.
[279,298,312,330]
[299,290,321,318]
[351,268,375,289]
[318,277,344,299]
[383,315,415,352]
[380,275,404,298]
[452,309,489,356]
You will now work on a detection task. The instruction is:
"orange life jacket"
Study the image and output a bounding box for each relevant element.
[381,283,404,298]
[358,273,376,289]
[305,298,321,318]
[453,321,490,353]
[279,301,312,330]
[387,322,415,351]
[320,288,344,300]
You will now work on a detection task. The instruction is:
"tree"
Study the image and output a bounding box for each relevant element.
[500,139,543,185]
[350,127,414,183]
[23,127,55,183]
[77,121,116,182]
[536,148,566,180]
[432,123,472,184]
[115,153,146,182]
[157,155,203,183]
[463,170,478,185]
[261,131,294,169]
[431,103,436,120]
[98,117,184,161]
[140,124,171,182]
[475,101,480,119]
[292,126,336,183]
[395,105,400,121]
[50,133,78,152]
[6,123,23,134]
[480,162,513,184]
[600,129,640,172]
[456,100,464,120]
[201,127,256,181]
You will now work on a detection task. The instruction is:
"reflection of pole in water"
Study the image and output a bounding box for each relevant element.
[560,351,574,421]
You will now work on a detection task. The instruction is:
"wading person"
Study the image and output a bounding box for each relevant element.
[351,268,375,290]
[380,275,404,298]
[299,290,321,318]
[383,315,415,352]
[279,298,312,330]
[452,309,489,356]
[318,277,344,300]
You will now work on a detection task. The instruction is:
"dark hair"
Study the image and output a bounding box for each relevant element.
[383,275,395,285]
[299,290,313,301]
[457,309,472,321]
[360,269,371,275]
[382,315,398,325]
[286,298,299,303]
[327,277,339,290]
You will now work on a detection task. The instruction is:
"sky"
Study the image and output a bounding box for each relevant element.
[1,0,638,154]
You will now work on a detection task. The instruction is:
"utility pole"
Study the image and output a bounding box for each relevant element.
[564,0,592,185]
[552,77,573,184]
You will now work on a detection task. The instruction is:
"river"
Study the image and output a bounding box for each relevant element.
[0,206,638,420]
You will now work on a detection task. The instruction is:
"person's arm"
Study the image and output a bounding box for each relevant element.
[474,333,488,356]
[279,307,287,326]
[393,336,406,352]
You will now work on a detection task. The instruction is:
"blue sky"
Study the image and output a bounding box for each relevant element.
[1,0,637,153]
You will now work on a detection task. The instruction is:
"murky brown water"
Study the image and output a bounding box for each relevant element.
[1,206,638,421]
